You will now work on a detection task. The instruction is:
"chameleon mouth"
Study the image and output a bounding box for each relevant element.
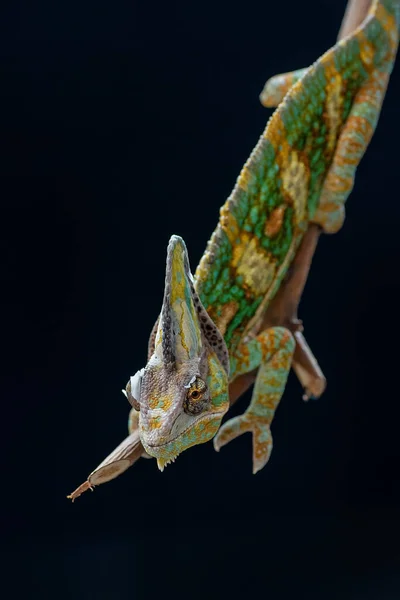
[142,410,226,471]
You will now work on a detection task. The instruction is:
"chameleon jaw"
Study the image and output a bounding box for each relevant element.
[141,410,227,472]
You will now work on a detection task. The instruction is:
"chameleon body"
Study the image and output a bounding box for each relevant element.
[123,0,399,474]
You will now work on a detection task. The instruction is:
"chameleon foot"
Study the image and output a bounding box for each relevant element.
[214,414,272,475]
[214,326,294,473]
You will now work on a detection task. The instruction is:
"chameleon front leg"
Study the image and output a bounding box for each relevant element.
[214,327,295,474]
[259,67,308,107]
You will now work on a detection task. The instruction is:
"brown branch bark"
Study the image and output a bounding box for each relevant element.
[68,0,374,501]
[338,0,372,39]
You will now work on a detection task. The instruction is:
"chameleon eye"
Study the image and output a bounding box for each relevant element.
[184,377,208,415]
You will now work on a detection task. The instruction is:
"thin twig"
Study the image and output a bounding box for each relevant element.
[67,431,143,501]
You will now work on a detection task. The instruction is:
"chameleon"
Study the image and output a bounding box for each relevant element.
[73,0,400,486]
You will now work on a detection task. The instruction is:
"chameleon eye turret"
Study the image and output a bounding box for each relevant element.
[184,377,209,415]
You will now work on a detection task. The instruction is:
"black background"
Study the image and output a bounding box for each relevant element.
[2,0,400,598]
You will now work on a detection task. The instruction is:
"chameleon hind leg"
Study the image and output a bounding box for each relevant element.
[214,327,295,474]
[259,67,308,107]
[312,69,390,233]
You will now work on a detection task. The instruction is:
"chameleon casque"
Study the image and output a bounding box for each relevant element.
[71,0,399,491]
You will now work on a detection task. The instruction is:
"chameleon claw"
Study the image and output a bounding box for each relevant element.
[214,414,273,475]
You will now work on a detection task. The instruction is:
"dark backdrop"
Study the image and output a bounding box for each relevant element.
[2,0,400,598]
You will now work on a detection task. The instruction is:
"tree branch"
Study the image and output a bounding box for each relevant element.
[338,0,372,39]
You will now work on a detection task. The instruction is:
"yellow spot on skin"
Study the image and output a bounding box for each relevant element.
[281,150,309,222]
[264,205,286,237]
[264,112,286,144]
[148,395,159,410]
[358,31,375,67]
[233,235,277,296]
[220,202,240,244]
[237,166,251,191]
[149,415,162,429]
[161,396,173,411]
[148,394,172,411]
[323,61,344,154]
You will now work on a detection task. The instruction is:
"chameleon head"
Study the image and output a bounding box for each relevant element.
[125,235,230,471]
